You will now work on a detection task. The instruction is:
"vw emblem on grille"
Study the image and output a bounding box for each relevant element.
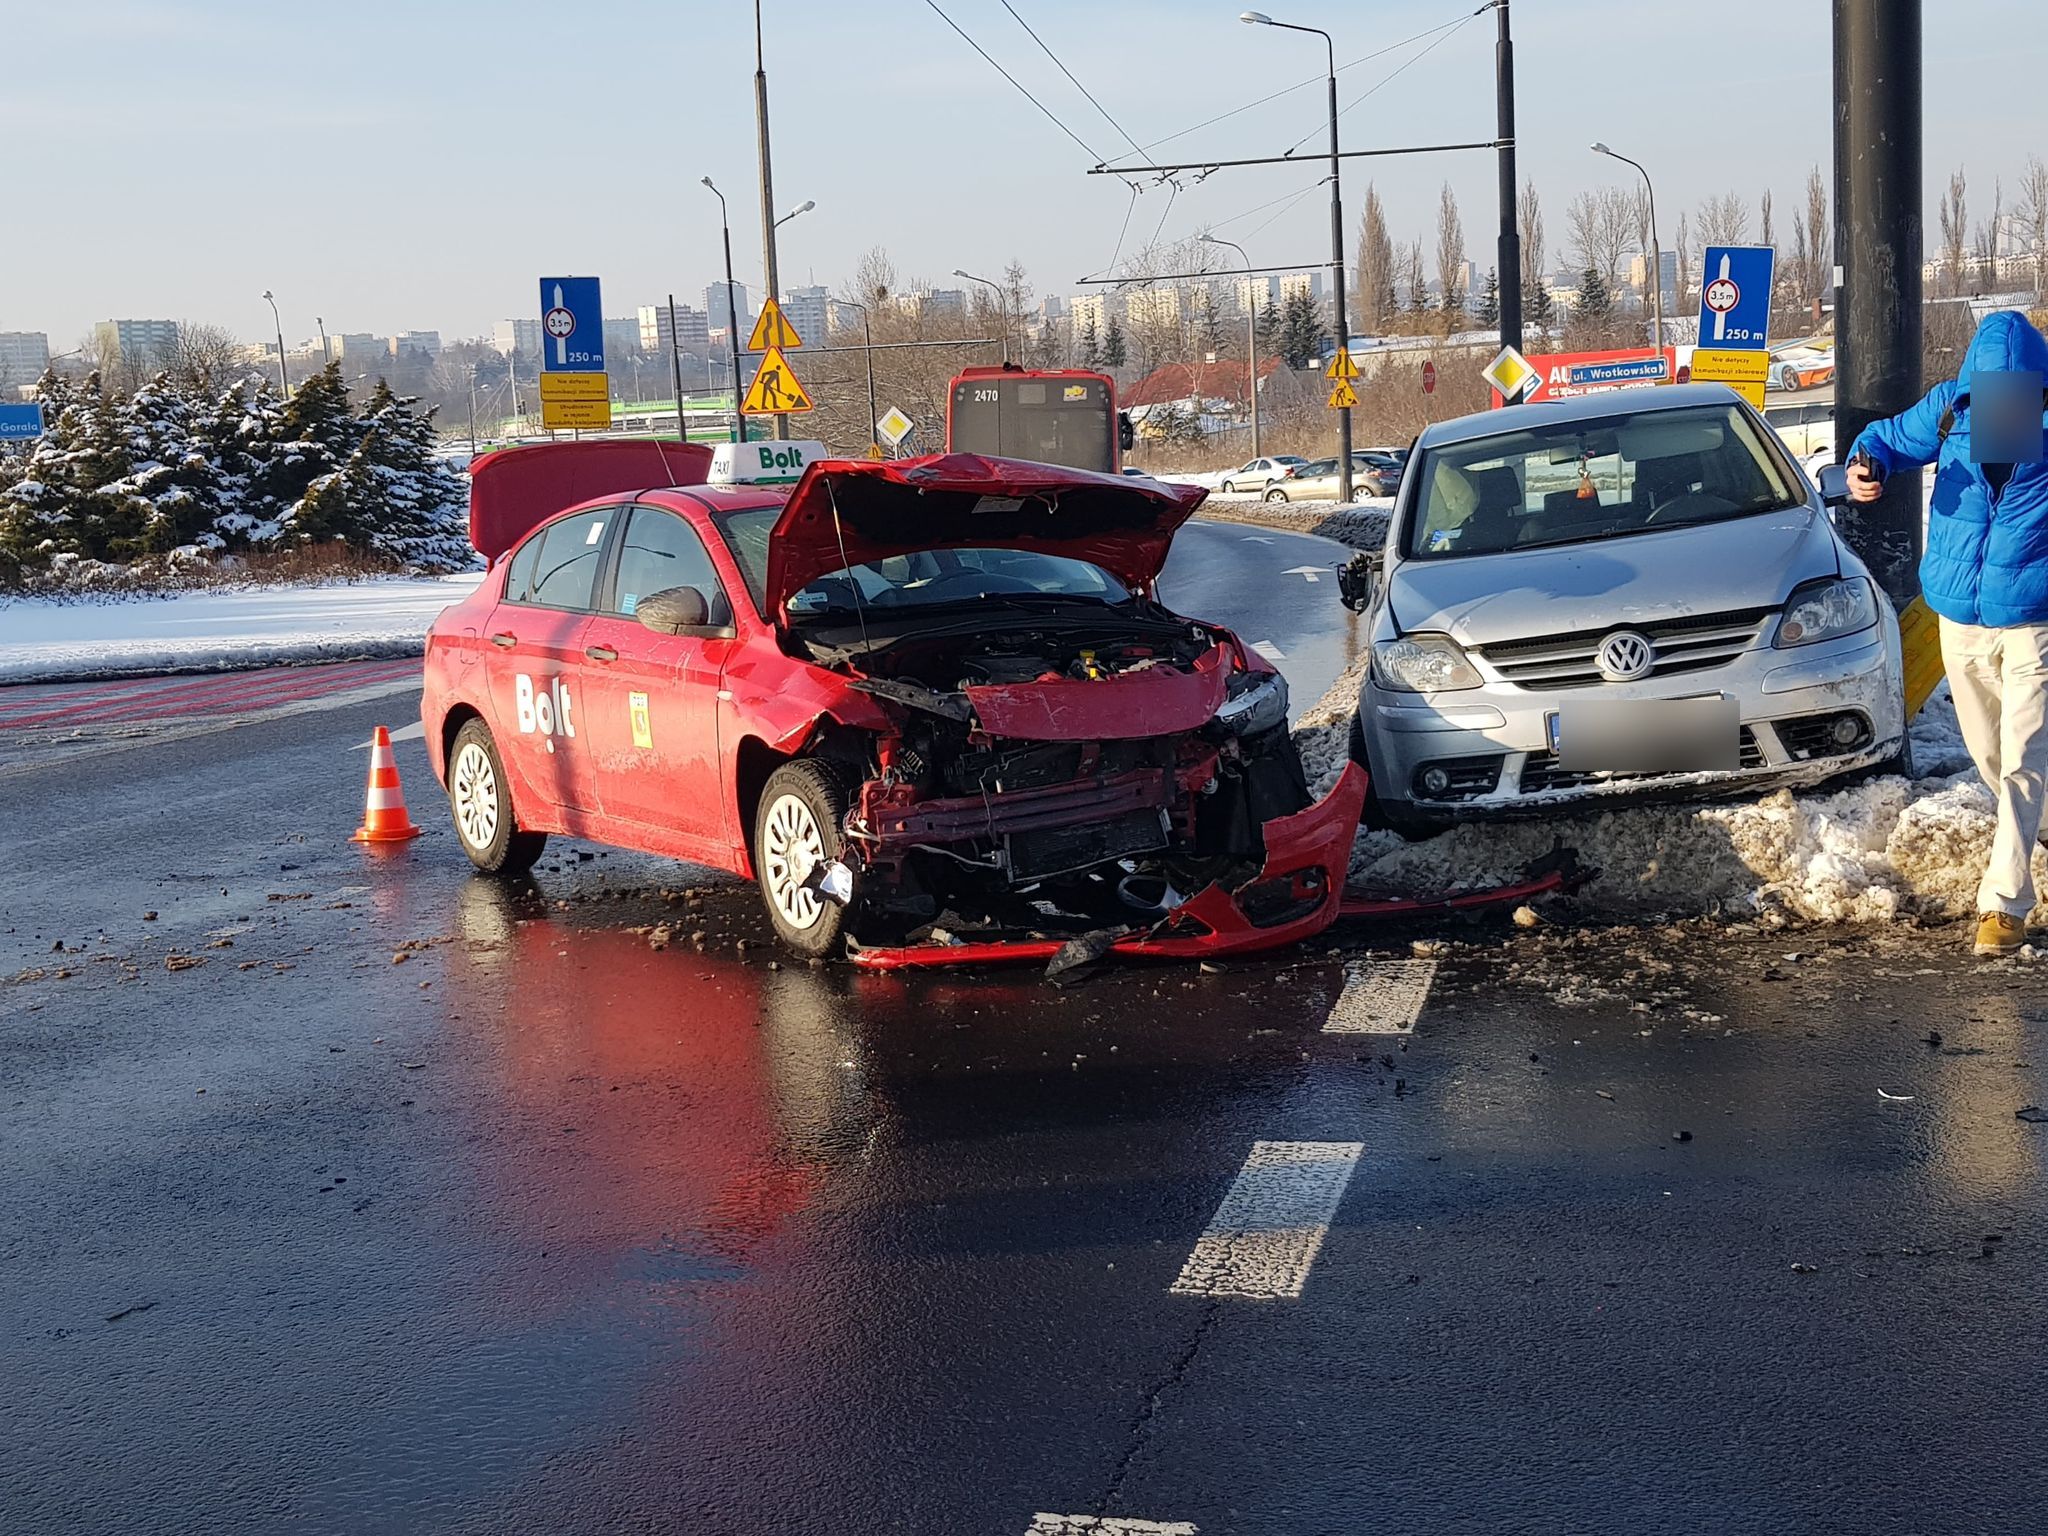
[1595,630,1655,682]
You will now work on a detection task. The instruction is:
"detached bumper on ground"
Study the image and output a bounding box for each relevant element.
[846,765,1587,970]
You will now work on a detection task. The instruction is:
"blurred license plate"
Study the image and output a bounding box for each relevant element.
[1551,697,1740,773]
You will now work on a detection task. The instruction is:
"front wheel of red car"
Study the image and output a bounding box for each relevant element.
[448,718,547,875]
[755,760,854,957]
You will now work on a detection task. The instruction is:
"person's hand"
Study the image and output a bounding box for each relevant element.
[1846,462,1884,503]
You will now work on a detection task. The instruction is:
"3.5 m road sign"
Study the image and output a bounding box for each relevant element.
[1696,246,1774,350]
[539,276,605,373]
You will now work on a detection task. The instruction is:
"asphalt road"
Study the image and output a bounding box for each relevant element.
[8,544,2048,1534]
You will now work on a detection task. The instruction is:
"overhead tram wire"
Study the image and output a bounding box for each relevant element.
[1279,6,1490,158]
[1095,4,1485,174]
[921,0,1143,192]
[1000,1,1149,162]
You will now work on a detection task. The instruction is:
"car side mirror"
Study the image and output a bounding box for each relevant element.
[636,585,711,633]
[1337,549,1382,614]
[1816,463,1851,506]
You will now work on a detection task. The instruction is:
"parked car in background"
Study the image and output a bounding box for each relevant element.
[1263,453,1406,503]
[1343,384,1906,832]
[1218,455,1307,495]
[1356,449,1408,498]
[1764,399,1835,471]
[1769,347,1836,393]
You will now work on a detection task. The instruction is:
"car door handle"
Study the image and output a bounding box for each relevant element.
[490,632,518,649]
[584,645,617,663]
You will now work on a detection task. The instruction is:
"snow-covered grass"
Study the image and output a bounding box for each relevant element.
[0,574,483,683]
[1292,663,2018,928]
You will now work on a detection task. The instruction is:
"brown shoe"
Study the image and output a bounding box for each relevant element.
[1975,912,2026,957]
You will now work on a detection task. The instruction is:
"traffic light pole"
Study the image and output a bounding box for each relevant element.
[1832,0,1923,607]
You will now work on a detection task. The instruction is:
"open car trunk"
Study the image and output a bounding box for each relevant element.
[468,440,712,560]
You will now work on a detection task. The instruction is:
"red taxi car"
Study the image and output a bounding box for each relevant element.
[423,440,1367,965]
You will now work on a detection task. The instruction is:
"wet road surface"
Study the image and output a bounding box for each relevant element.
[8,563,2048,1533]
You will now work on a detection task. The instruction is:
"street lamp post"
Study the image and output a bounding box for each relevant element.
[835,296,883,456]
[1592,141,1666,358]
[1241,11,1352,502]
[262,290,290,398]
[701,177,748,445]
[753,0,789,441]
[1201,235,1262,457]
[315,316,331,366]
[954,270,1010,365]
[466,363,478,454]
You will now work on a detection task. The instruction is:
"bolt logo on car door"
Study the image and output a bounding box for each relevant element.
[514,674,576,751]
[1595,631,1655,683]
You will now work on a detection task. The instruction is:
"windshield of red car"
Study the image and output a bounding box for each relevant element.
[792,548,1129,619]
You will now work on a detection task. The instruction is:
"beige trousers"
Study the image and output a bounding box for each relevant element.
[1941,616,2048,917]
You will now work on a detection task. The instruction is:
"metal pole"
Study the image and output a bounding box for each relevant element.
[262,291,289,398]
[466,364,477,454]
[956,272,1009,364]
[703,178,748,444]
[316,317,330,365]
[666,294,687,437]
[754,0,788,440]
[508,348,521,426]
[1495,0,1521,352]
[1204,235,1261,457]
[1833,0,1923,607]
[1321,34,1353,503]
[1594,145,1665,357]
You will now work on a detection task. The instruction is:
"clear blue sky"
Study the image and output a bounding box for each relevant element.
[6,0,2043,349]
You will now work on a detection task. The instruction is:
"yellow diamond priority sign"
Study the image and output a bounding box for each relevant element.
[741,346,814,415]
[745,297,804,353]
[1483,345,1539,403]
[1326,379,1359,410]
[1325,348,1359,381]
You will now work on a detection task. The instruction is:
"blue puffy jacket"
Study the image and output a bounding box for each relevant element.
[1847,309,2048,627]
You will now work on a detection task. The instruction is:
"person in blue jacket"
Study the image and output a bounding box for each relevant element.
[1847,309,2048,954]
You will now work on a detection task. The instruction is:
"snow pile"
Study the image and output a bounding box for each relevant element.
[1293,670,2024,926]
[0,573,483,683]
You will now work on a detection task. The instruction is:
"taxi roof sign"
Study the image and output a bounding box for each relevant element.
[746,297,804,353]
[708,440,827,487]
[1482,345,1539,402]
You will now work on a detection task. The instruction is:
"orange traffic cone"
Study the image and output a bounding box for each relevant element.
[351,725,424,843]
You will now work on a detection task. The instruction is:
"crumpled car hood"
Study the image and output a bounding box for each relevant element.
[763,452,1207,621]
[1389,507,1841,645]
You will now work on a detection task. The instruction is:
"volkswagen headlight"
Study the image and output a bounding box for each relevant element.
[1775,576,1877,648]
[1372,634,1482,692]
[1215,668,1290,737]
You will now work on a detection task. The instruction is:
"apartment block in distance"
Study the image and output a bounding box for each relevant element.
[92,318,181,362]
[0,330,51,386]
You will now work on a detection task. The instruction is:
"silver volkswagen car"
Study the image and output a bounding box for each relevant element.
[1345,384,1907,831]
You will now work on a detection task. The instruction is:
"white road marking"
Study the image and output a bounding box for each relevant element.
[1250,640,1287,662]
[1027,1518,1198,1534]
[1323,958,1436,1035]
[1281,564,1323,582]
[1168,1140,1363,1301]
[352,720,426,750]
[1240,535,1275,544]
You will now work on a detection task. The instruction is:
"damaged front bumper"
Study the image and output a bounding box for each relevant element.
[847,764,1571,972]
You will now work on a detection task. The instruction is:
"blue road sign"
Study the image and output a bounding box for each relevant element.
[1696,245,1775,350]
[0,402,45,442]
[538,276,604,373]
[1569,356,1669,386]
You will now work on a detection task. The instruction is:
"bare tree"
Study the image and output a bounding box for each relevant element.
[1402,239,1427,315]
[1566,186,1633,287]
[1355,184,1397,333]
[1696,191,1750,248]
[168,322,247,396]
[2017,155,2048,302]
[1516,177,1546,298]
[1001,261,1035,363]
[1791,165,1829,316]
[1974,178,2004,293]
[1673,210,1693,315]
[1937,167,1969,297]
[1434,182,1467,316]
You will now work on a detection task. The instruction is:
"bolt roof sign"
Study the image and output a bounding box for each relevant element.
[539,276,604,372]
[1696,246,1775,350]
